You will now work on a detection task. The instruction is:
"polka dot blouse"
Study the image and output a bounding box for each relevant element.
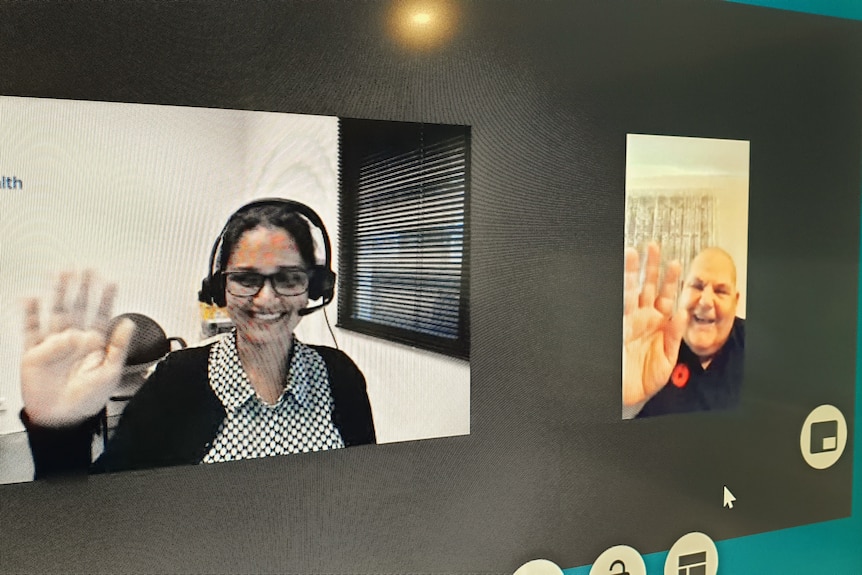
[202,332,345,463]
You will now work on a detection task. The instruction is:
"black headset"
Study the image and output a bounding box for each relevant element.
[198,198,336,316]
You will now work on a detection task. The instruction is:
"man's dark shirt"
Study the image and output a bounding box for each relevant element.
[638,317,745,417]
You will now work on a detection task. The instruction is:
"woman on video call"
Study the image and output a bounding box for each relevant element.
[20,199,376,478]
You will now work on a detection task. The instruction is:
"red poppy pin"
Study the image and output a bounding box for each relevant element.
[671,363,690,388]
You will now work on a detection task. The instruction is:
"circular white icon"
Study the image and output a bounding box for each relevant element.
[664,532,718,575]
[590,545,646,575]
[800,404,847,469]
[513,559,564,575]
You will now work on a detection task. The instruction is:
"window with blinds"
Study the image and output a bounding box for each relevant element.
[338,118,470,360]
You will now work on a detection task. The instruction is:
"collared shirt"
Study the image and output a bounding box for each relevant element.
[202,332,345,463]
[638,317,745,417]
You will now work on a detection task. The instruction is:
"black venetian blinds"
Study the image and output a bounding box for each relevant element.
[338,118,470,359]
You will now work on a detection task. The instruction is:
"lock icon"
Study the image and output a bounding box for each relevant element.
[591,545,644,575]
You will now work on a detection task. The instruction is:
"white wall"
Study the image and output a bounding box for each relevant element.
[0,97,470,442]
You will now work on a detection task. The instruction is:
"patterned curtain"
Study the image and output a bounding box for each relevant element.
[625,191,716,270]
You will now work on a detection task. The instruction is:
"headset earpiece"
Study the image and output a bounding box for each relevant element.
[211,272,227,308]
[198,272,227,307]
[308,265,336,302]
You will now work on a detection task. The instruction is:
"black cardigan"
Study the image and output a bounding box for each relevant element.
[23,343,376,479]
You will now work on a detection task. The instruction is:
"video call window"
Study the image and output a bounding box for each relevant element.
[0,97,471,484]
[338,119,471,360]
[623,134,749,419]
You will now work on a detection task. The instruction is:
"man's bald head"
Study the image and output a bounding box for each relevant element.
[690,247,737,286]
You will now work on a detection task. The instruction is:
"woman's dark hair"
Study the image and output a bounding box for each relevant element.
[217,203,316,272]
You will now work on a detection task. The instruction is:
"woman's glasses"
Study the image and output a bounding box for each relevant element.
[224,268,310,297]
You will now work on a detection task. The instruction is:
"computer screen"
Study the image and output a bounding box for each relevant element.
[0,1,859,573]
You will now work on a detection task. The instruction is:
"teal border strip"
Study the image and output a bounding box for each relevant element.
[726,0,862,20]
[565,2,862,572]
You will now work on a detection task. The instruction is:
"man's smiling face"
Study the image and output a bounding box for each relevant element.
[680,248,740,364]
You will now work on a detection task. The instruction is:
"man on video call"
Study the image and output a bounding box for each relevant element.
[623,243,744,418]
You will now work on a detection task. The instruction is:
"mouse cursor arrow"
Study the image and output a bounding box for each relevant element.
[723,486,736,509]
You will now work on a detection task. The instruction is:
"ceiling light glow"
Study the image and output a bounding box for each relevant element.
[388,1,459,51]
[412,12,432,25]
